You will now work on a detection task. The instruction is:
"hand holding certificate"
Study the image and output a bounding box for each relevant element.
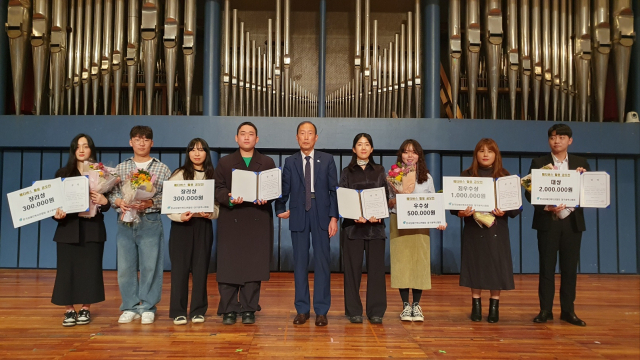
[231,168,282,202]
[495,175,522,211]
[337,187,389,221]
[161,180,215,214]
[443,177,496,212]
[396,193,446,229]
[530,169,581,206]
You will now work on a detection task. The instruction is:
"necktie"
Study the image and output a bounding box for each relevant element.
[305,156,312,211]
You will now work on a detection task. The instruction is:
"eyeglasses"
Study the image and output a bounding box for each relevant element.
[132,137,151,145]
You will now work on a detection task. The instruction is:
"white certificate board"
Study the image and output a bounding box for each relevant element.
[579,172,610,208]
[443,176,496,212]
[7,178,64,228]
[161,180,215,214]
[61,176,90,214]
[396,193,446,229]
[231,168,282,202]
[530,169,581,207]
[337,187,389,220]
[495,175,522,211]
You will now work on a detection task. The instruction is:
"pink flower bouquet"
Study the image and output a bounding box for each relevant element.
[386,162,417,194]
[79,162,120,217]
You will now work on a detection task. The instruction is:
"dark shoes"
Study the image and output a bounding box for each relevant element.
[242,311,256,324]
[348,315,363,323]
[222,312,237,325]
[315,315,328,326]
[487,299,499,323]
[62,311,77,327]
[368,316,383,324]
[470,298,482,322]
[76,309,91,325]
[560,311,586,327]
[293,313,310,325]
[533,310,554,323]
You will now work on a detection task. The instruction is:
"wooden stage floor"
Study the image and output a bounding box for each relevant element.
[0,270,638,359]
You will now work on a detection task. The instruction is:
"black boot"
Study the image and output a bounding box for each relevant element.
[487,299,499,323]
[470,298,482,322]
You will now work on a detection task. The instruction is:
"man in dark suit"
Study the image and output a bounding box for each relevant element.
[276,121,339,326]
[525,124,590,327]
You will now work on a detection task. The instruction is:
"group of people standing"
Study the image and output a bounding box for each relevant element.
[50,122,589,328]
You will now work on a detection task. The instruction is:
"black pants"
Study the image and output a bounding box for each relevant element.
[217,281,261,315]
[537,219,583,313]
[168,218,214,318]
[343,238,387,318]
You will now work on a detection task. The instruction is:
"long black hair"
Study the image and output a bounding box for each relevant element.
[172,138,215,180]
[56,134,97,178]
[348,133,377,167]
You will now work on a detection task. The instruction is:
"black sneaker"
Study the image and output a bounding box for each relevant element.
[77,309,91,325]
[63,311,77,327]
[241,311,255,324]
[222,312,237,325]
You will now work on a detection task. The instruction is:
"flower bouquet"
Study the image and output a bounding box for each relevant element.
[521,163,557,192]
[386,162,417,194]
[473,212,496,228]
[120,169,157,223]
[79,162,120,217]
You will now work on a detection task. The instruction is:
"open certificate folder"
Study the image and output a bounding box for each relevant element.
[231,168,282,202]
[336,187,389,220]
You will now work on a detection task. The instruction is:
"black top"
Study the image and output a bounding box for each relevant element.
[525,154,591,232]
[339,162,389,240]
[52,168,111,244]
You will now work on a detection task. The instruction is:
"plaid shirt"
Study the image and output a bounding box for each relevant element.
[108,157,171,214]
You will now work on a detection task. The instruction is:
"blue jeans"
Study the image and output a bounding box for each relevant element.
[116,212,164,314]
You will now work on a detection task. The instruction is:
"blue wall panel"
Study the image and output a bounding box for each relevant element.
[1,152,25,267]
[616,158,636,273]
[267,153,283,272]
[597,158,618,273]
[277,153,294,272]
[425,153,443,275]
[330,154,342,272]
[100,152,120,271]
[19,151,41,268]
[502,156,521,273]
[381,154,395,273]
[441,155,462,274]
[160,152,181,271]
[520,156,539,274]
[38,151,62,269]
[580,156,599,273]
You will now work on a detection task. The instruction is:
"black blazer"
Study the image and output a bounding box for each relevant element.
[52,168,111,244]
[524,154,591,232]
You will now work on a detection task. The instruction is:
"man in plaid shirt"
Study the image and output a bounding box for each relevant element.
[108,126,171,325]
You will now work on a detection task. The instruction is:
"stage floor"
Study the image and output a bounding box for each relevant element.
[0,270,638,359]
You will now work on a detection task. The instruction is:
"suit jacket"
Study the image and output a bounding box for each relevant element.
[214,149,275,284]
[275,150,339,232]
[525,154,591,232]
[52,168,110,244]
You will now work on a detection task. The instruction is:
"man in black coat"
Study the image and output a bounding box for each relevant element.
[275,121,339,327]
[525,124,590,327]
[214,122,276,325]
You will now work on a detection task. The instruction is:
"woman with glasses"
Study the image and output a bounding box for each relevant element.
[52,134,110,327]
[167,138,219,325]
[388,140,447,322]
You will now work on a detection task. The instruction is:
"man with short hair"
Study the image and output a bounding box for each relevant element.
[214,122,277,325]
[276,121,338,326]
[526,124,590,327]
[109,125,171,325]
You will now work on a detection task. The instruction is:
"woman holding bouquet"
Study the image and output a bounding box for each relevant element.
[167,138,219,325]
[339,133,389,324]
[453,138,521,323]
[52,134,110,327]
[388,140,447,322]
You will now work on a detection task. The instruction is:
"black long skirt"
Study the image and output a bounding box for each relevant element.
[51,238,105,306]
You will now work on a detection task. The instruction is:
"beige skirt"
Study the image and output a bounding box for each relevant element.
[389,213,432,290]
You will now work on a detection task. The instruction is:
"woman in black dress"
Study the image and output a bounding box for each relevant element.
[454,138,521,323]
[52,134,110,327]
[339,133,389,324]
[167,138,219,325]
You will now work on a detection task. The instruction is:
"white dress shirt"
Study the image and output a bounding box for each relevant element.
[302,150,315,192]
[550,152,574,219]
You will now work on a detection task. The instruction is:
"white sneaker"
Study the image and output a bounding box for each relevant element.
[173,316,187,325]
[192,315,205,323]
[141,312,155,324]
[412,303,424,322]
[118,311,141,323]
[400,302,413,321]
